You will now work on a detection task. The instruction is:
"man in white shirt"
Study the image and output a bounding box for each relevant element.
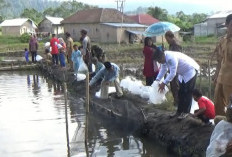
[154,47,200,119]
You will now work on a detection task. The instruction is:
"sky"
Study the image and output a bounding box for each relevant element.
[61,0,232,15]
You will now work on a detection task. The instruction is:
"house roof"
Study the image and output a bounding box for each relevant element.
[0,18,37,28]
[208,10,232,19]
[45,16,64,25]
[102,23,147,28]
[61,8,136,24]
[128,14,159,25]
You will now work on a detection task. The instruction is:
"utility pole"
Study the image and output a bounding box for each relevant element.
[115,0,126,44]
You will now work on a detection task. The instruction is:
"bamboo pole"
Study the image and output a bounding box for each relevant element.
[86,72,90,113]
[64,82,71,157]
[85,71,90,157]
[208,60,212,99]
[199,65,202,89]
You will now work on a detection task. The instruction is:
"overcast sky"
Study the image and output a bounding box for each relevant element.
[61,0,232,15]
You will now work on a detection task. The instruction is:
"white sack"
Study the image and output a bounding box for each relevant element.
[206,120,232,157]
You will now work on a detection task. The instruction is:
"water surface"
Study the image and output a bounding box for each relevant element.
[0,71,173,157]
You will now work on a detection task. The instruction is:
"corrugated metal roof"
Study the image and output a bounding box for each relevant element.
[126,30,144,35]
[0,18,37,28]
[208,10,232,19]
[45,16,63,25]
[102,23,147,28]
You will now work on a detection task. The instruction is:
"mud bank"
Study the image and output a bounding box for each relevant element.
[36,60,215,157]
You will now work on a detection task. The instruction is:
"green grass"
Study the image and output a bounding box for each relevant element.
[194,36,218,44]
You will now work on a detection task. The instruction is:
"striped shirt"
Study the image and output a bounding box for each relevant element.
[156,51,200,85]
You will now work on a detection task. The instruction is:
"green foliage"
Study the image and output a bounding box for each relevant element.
[0,35,21,44]
[21,8,43,24]
[20,33,31,43]
[147,7,208,32]
[194,36,217,43]
[147,6,168,21]
[43,1,97,18]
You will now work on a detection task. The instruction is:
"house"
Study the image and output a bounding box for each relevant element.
[128,14,159,26]
[38,16,64,35]
[61,8,148,43]
[0,18,37,36]
[194,10,232,37]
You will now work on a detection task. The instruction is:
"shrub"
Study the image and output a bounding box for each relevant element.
[20,33,31,43]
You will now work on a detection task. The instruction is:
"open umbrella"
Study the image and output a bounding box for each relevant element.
[143,21,180,37]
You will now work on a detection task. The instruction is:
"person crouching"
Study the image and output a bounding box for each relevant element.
[192,88,215,124]
[89,61,123,99]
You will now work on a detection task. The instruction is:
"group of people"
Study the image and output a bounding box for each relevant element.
[48,30,124,99]
[141,14,232,156]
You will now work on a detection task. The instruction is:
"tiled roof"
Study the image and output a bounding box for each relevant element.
[61,8,136,24]
[128,14,159,25]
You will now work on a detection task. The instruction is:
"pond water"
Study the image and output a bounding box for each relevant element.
[0,71,174,157]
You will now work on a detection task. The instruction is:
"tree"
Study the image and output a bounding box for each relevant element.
[147,6,168,21]
[43,1,96,18]
[21,8,43,24]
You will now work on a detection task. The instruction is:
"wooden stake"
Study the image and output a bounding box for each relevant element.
[64,82,71,157]
[85,71,90,157]
[86,71,89,113]
[208,60,212,99]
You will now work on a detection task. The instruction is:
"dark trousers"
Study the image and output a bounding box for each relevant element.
[52,54,59,65]
[177,74,197,114]
[146,77,154,86]
[31,51,37,62]
[170,75,180,106]
[195,111,210,123]
[59,53,66,67]
[145,71,159,86]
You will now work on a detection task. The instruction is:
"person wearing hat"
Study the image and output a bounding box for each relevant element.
[80,29,92,72]
[214,14,232,116]
[89,61,123,99]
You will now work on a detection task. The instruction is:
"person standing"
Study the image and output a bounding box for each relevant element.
[143,37,159,86]
[58,38,66,68]
[214,14,232,116]
[165,31,182,106]
[29,35,38,62]
[89,61,123,99]
[71,44,83,74]
[154,47,199,119]
[65,32,73,68]
[50,34,59,65]
[80,29,92,72]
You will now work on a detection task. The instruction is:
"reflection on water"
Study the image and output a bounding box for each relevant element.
[0,71,173,157]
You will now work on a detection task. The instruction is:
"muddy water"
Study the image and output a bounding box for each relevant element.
[0,71,174,157]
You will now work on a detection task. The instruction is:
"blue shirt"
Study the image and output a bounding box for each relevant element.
[90,63,120,86]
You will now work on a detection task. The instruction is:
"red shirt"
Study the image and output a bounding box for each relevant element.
[50,37,59,54]
[143,46,156,77]
[197,97,215,119]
